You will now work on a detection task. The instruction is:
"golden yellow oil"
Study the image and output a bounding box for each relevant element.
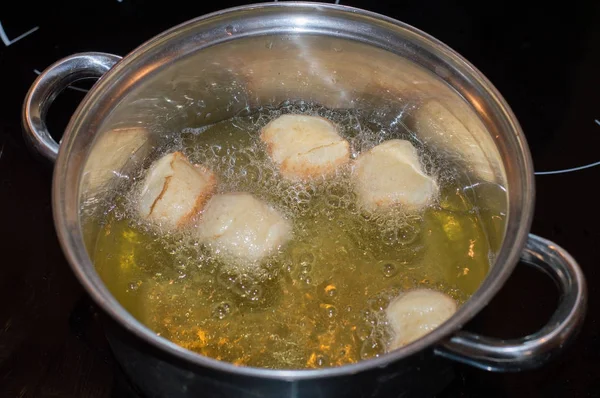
[89,103,505,370]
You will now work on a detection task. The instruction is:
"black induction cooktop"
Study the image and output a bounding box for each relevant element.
[1,1,599,397]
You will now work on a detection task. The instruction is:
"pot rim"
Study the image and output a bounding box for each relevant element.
[52,1,535,380]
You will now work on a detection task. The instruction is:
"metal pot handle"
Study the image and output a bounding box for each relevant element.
[22,52,122,163]
[435,233,586,371]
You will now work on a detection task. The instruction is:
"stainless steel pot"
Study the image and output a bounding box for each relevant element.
[22,3,586,397]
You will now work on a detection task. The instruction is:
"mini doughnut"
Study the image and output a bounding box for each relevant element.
[260,114,350,181]
[352,139,438,212]
[385,289,457,350]
[197,193,292,264]
[138,152,216,230]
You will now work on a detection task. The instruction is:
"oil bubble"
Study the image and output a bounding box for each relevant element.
[241,164,261,182]
[355,323,372,341]
[217,271,237,289]
[360,338,385,360]
[212,302,233,319]
[370,296,390,312]
[321,304,337,318]
[396,224,420,245]
[325,195,343,209]
[380,262,399,278]
[299,252,315,267]
[246,285,264,302]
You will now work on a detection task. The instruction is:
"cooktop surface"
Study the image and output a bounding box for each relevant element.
[1,0,599,397]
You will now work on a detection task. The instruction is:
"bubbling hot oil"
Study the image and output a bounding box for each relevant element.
[91,104,503,369]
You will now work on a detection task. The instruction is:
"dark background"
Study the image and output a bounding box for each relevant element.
[0,0,599,397]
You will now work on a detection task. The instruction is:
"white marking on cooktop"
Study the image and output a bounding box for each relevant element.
[535,119,600,175]
[335,0,341,3]
[33,69,89,93]
[535,161,600,175]
[0,141,4,162]
[0,21,38,47]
